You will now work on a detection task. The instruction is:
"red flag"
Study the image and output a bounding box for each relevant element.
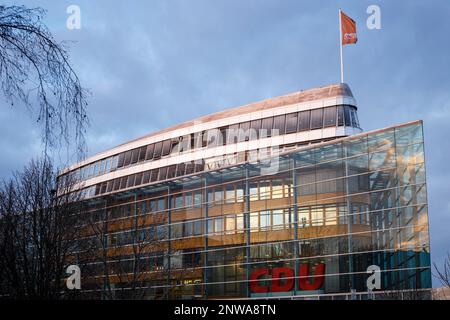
[341,11,357,45]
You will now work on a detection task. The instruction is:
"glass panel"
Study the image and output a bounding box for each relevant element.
[134,173,142,186]
[310,108,323,129]
[131,148,139,164]
[238,121,250,142]
[123,151,132,166]
[225,185,235,204]
[344,106,351,126]
[337,105,345,126]
[250,119,261,140]
[368,130,395,153]
[145,144,155,160]
[250,212,259,231]
[158,166,168,180]
[298,110,311,131]
[176,163,186,177]
[153,142,162,159]
[126,174,135,188]
[227,124,239,144]
[272,115,286,135]
[395,123,423,146]
[285,113,298,133]
[117,153,125,168]
[138,146,147,162]
[162,139,171,156]
[261,117,273,137]
[323,106,337,127]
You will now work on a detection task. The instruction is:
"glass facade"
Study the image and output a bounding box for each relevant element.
[75,121,431,299]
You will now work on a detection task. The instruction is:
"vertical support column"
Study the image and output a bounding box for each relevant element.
[166,184,172,298]
[343,144,354,292]
[102,198,109,299]
[244,165,251,297]
[203,176,209,299]
[292,155,299,295]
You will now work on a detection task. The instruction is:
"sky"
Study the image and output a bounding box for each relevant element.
[1,0,449,287]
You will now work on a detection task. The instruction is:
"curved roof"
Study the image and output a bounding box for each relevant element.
[118,82,354,147]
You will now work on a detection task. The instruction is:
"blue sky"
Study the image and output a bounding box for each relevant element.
[1,0,449,287]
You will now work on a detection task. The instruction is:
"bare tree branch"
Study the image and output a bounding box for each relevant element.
[0,5,89,158]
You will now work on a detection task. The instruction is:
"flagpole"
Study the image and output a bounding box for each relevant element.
[339,9,344,83]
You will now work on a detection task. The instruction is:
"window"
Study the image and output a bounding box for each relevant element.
[176,163,186,177]
[260,211,270,229]
[93,162,99,176]
[350,107,359,127]
[310,108,323,129]
[123,151,132,166]
[227,124,239,144]
[337,106,345,126]
[120,176,128,189]
[153,142,162,159]
[162,139,171,156]
[236,214,244,232]
[323,106,337,127]
[225,185,235,204]
[214,188,223,204]
[170,138,180,154]
[325,205,337,225]
[150,169,158,182]
[259,181,271,200]
[261,117,273,137]
[134,173,143,186]
[298,110,310,131]
[344,106,351,126]
[185,193,193,208]
[236,185,244,202]
[113,178,121,191]
[157,198,166,211]
[145,144,155,160]
[185,162,195,175]
[250,212,259,231]
[207,219,214,234]
[142,170,151,184]
[238,121,250,142]
[225,215,235,234]
[272,210,284,229]
[215,218,223,233]
[167,165,176,179]
[299,208,309,227]
[194,191,202,208]
[272,115,286,135]
[311,207,323,226]
[158,167,168,181]
[272,180,283,199]
[250,119,261,140]
[126,174,135,188]
[285,113,298,133]
[249,183,258,201]
[138,146,147,162]
[193,220,203,236]
[131,148,139,164]
[174,194,183,209]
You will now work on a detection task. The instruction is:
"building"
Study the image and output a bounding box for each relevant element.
[59,83,432,299]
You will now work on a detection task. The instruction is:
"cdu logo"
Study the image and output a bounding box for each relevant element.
[66,265,81,290]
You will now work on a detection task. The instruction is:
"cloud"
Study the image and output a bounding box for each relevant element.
[1,0,450,287]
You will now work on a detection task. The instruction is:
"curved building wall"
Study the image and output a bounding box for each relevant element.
[73,120,431,300]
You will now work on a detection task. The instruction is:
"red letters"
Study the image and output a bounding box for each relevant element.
[249,263,326,293]
[299,263,325,290]
[271,267,294,292]
[249,268,270,293]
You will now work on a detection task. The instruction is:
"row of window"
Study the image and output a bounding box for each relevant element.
[60,105,359,185]
[102,204,372,247]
